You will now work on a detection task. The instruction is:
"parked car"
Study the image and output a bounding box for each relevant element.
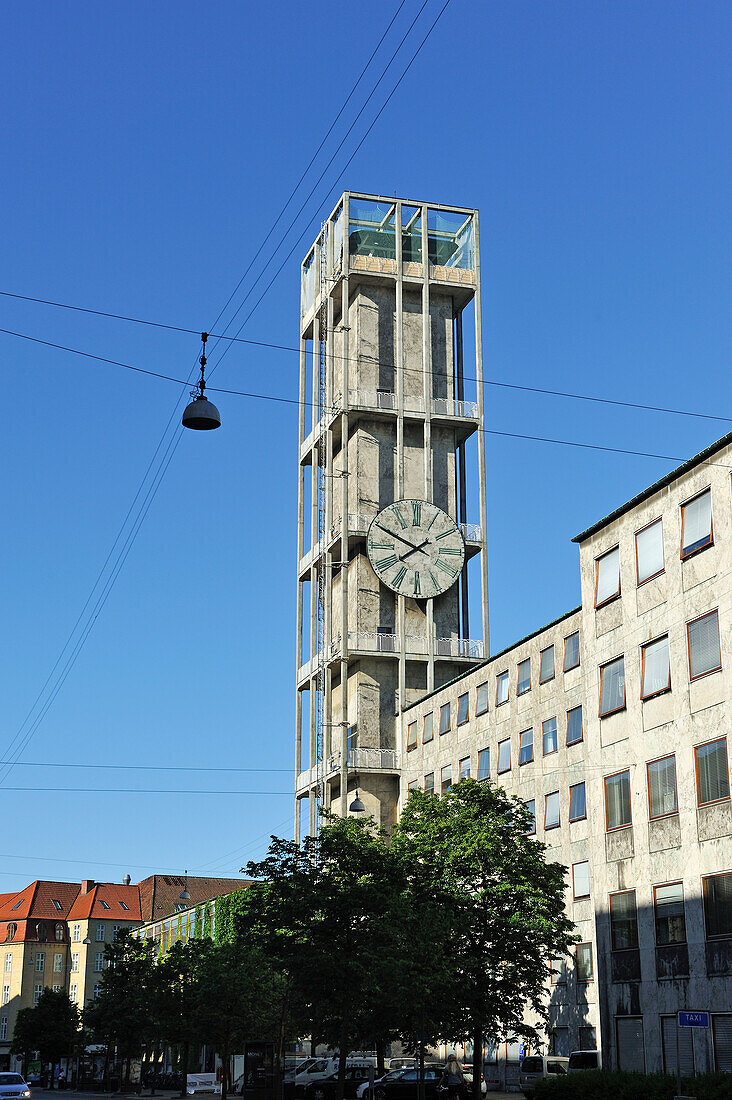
[384,1060,415,1072]
[518,1056,568,1096]
[373,1066,445,1100]
[356,1069,406,1099]
[295,1060,377,1097]
[0,1074,31,1100]
[304,1068,373,1100]
[567,1051,601,1073]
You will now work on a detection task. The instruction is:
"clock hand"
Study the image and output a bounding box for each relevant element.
[399,539,431,562]
[375,523,423,553]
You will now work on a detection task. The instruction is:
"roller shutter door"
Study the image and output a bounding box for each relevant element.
[713,1015,732,1072]
[616,1017,645,1073]
[661,1016,694,1076]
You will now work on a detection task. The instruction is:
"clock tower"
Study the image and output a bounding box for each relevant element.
[295,193,489,835]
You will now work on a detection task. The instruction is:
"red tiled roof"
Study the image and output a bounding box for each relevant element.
[136,875,247,921]
[68,882,142,921]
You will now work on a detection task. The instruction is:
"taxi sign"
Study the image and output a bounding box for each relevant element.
[678,1011,710,1028]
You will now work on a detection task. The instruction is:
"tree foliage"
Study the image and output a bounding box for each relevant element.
[11,988,80,1086]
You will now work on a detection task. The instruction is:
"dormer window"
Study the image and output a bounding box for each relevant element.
[52,900,63,912]
[99,900,111,910]
[119,901,129,911]
[11,901,23,911]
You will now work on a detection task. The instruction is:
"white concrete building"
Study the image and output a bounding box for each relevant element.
[398,432,732,1084]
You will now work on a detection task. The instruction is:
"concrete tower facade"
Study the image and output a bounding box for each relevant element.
[295,193,489,835]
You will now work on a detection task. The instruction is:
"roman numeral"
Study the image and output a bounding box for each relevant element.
[435,559,459,578]
[375,554,398,572]
[426,510,440,530]
[369,541,394,551]
[435,528,455,541]
[411,500,422,526]
[428,569,440,591]
[390,505,408,529]
[438,547,462,555]
[392,566,408,590]
[413,572,421,597]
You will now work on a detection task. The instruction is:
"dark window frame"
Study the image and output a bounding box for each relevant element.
[517,657,532,696]
[497,737,511,774]
[599,655,626,718]
[475,681,489,716]
[594,545,621,609]
[635,516,665,586]
[572,861,590,899]
[575,942,594,982]
[653,881,687,946]
[544,790,560,830]
[687,609,722,682]
[569,781,586,822]
[609,889,639,950]
[694,737,730,807]
[564,631,580,672]
[640,633,671,701]
[539,644,555,684]
[518,728,534,766]
[566,705,583,746]
[496,671,509,705]
[604,768,632,832]
[406,721,418,752]
[646,754,679,820]
[680,487,714,560]
[702,872,732,939]
[457,692,470,727]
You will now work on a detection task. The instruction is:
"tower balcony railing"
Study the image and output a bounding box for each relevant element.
[347,390,478,419]
[326,747,399,775]
[461,522,482,542]
[298,632,483,683]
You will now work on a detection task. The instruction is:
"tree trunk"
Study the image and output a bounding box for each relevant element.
[417,1007,425,1100]
[49,1059,56,1091]
[221,1043,230,1100]
[180,1041,189,1099]
[102,1042,111,1092]
[335,1018,349,1100]
[376,1044,385,1078]
[125,1052,132,1091]
[471,1023,482,1100]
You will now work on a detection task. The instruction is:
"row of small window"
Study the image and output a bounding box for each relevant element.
[594,487,716,607]
[406,658,582,751]
[408,737,730,826]
[70,923,122,942]
[599,607,722,717]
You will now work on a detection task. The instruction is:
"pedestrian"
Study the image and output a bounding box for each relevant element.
[440,1055,465,1100]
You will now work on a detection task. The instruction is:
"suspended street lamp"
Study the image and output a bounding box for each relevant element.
[179,871,191,901]
[182,333,221,430]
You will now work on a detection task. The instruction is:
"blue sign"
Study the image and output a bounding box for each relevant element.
[678,1011,710,1028]
[519,1045,525,1061]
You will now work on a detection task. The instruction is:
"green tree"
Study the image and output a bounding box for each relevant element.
[10,989,80,1088]
[393,780,576,1100]
[240,815,408,1100]
[85,932,158,1089]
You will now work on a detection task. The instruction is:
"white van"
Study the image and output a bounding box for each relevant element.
[518,1055,568,1096]
[293,1058,378,1095]
[567,1050,601,1073]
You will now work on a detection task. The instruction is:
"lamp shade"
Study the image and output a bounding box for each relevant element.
[182,395,221,430]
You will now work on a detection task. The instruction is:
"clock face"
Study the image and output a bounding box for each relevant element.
[366,499,465,598]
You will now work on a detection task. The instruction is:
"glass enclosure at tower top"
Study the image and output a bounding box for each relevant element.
[301,193,477,318]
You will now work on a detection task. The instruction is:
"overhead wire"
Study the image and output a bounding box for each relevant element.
[0,759,292,773]
[0,0,431,783]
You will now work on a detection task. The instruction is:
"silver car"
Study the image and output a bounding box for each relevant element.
[0,1075,31,1100]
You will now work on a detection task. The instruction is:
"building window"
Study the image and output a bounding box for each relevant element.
[549,1027,570,1057]
[439,703,451,734]
[539,645,555,684]
[654,882,686,945]
[424,772,434,795]
[497,738,511,773]
[1,986,8,1006]
[5,924,15,943]
[610,890,639,949]
[712,1015,732,1073]
[119,901,130,912]
[579,1026,597,1052]
[94,952,104,972]
[71,953,79,972]
[96,924,105,942]
[647,755,678,818]
[595,546,620,607]
[441,765,452,794]
[112,926,122,941]
[93,982,102,998]
[641,635,671,700]
[52,898,63,912]
[524,799,536,834]
[517,658,531,695]
[33,984,42,1005]
[35,952,45,972]
[54,923,64,941]
[476,681,489,715]
[457,692,469,726]
[408,779,419,792]
[542,716,558,755]
[687,609,722,680]
[477,747,489,780]
[423,712,433,743]
[496,671,509,705]
[519,729,533,765]
[72,924,80,943]
[407,721,418,751]
[572,861,590,899]
[0,1017,6,1041]
[616,1018,645,1073]
[605,769,632,830]
[635,517,664,585]
[459,757,471,781]
[661,1015,694,1076]
[549,958,566,985]
[564,631,580,671]
[681,488,713,558]
[3,954,10,974]
[695,738,730,805]
[53,953,63,973]
[575,942,593,981]
[99,900,111,910]
[703,872,732,938]
[599,655,626,717]
[569,782,586,822]
[544,791,560,830]
[69,984,77,1002]
[566,705,583,745]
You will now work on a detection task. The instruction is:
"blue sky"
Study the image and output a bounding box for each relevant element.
[1,1,730,893]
